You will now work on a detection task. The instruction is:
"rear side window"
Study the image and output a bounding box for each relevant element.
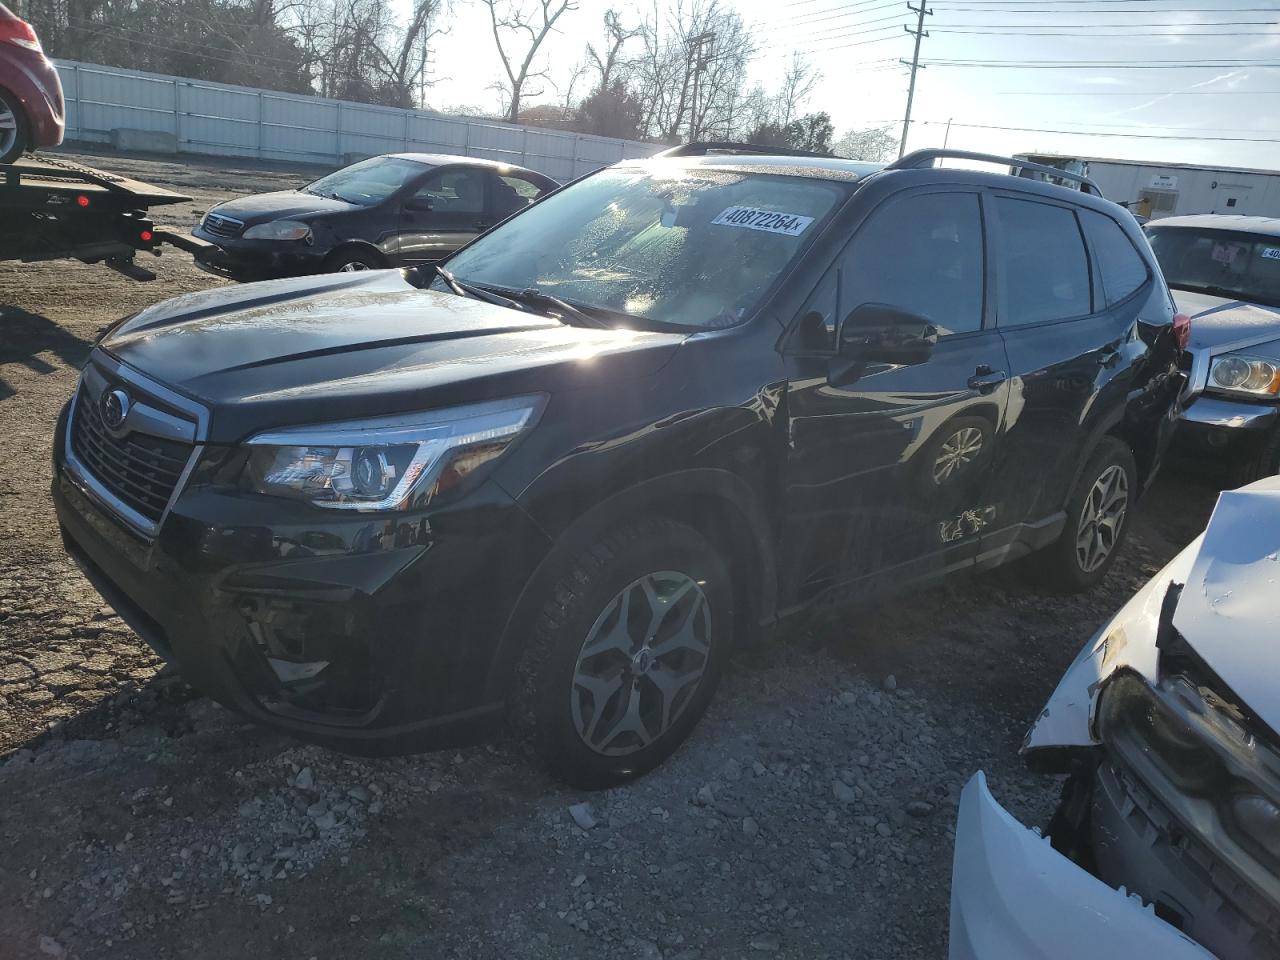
[1080,209,1149,305]
[841,191,986,337]
[994,197,1092,326]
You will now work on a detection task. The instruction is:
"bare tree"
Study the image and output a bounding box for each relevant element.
[775,52,818,127]
[834,125,898,162]
[586,8,641,91]
[483,0,577,123]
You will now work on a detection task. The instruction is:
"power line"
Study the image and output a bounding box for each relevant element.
[931,4,1279,10]
[929,19,1280,26]
[934,28,1276,35]
[785,0,917,27]
[990,88,1280,95]
[918,57,1280,67]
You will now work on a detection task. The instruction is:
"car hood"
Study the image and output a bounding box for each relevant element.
[1025,476,1280,753]
[1173,288,1280,355]
[209,189,356,225]
[99,270,687,443]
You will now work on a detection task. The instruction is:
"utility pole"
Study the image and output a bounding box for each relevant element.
[686,31,714,141]
[942,116,952,148]
[898,1,932,159]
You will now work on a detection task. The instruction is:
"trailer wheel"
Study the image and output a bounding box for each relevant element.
[0,88,29,165]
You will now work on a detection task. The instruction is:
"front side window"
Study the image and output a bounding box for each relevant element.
[1080,209,1149,306]
[415,169,487,215]
[1146,227,1280,310]
[443,166,846,330]
[492,173,548,218]
[840,191,986,337]
[995,196,1092,326]
[304,157,427,207]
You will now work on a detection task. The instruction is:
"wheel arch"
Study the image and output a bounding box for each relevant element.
[483,468,777,704]
[322,241,389,271]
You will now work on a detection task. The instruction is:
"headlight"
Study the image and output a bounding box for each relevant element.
[1208,354,1280,397]
[242,220,312,241]
[1098,673,1222,794]
[241,395,544,510]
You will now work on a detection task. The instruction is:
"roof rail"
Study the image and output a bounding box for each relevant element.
[656,141,832,160]
[886,149,1104,197]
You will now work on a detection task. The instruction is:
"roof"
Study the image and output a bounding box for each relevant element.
[385,153,545,175]
[1146,214,1280,236]
[625,153,886,182]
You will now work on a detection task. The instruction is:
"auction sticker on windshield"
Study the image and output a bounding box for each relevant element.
[712,207,814,237]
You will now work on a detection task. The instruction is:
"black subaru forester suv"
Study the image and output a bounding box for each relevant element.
[53,146,1187,788]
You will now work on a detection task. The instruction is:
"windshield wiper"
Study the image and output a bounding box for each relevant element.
[502,288,612,328]
[435,266,529,311]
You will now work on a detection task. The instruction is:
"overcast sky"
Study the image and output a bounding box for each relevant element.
[418,0,1280,169]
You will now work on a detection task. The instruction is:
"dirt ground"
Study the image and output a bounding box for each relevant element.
[0,149,1227,960]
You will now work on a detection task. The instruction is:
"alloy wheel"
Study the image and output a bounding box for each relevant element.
[0,101,17,159]
[570,570,712,757]
[338,260,370,272]
[933,426,984,484]
[1075,464,1129,573]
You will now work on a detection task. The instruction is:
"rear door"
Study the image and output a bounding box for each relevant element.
[395,166,492,265]
[980,194,1150,561]
[781,187,1011,604]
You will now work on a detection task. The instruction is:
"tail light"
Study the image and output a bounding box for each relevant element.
[0,14,41,51]
[1173,312,1192,352]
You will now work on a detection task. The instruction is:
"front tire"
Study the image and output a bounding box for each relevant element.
[519,518,733,789]
[0,88,29,165]
[323,249,383,273]
[1031,437,1137,593]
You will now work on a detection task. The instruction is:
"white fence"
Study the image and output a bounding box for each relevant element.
[54,59,659,181]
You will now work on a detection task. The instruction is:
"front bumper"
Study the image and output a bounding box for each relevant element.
[948,772,1214,960]
[52,402,553,754]
[191,227,328,281]
[1175,395,1278,458]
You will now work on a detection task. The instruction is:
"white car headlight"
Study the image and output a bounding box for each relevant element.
[242,220,312,241]
[1208,355,1280,397]
[242,396,545,510]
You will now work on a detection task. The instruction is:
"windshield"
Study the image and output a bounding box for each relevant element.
[442,166,846,329]
[304,157,428,206]
[1147,226,1280,310]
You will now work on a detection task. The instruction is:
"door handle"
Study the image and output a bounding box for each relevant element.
[967,366,1007,394]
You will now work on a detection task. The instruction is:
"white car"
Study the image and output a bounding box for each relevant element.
[950,476,1280,959]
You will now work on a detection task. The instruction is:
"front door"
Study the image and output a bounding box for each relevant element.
[781,188,1010,607]
[396,166,492,265]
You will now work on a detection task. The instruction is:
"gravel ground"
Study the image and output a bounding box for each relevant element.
[0,149,1227,959]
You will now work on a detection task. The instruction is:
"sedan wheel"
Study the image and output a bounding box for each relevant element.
[0,90,25,165]
[338,260,370,272]
[933,426,985,484]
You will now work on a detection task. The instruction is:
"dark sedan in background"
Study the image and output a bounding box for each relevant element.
[1149,215,1280,484]
[194,152,557,280]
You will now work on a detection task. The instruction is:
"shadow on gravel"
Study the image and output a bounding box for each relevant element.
[0,304,92,402]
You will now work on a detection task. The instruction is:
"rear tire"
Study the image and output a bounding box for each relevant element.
[1030,437,1137,593]
[0,88,29,165]
[516,518,733,790]
[324,249,383,273]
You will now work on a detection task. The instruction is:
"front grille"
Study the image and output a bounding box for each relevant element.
[70,386,193,523]
[201,213,243,239]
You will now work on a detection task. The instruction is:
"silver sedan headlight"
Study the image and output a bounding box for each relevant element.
[242,220,312,241]
[1208,354,1280,398]
[242,396,544,510]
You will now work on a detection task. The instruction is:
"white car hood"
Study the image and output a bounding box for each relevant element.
[1026,476,1280,751]
[1175,289,1280,356]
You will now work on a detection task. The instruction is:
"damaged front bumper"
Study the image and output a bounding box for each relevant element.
[949,771,1212,959]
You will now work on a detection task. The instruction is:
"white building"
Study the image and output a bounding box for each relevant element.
[1015,154,1280,221]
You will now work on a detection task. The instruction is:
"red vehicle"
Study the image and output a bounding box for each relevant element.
[0,3,63,164]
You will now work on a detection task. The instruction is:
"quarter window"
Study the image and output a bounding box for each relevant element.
[1080,209,1149,305]
[994,197,1092,325]
[839,192,985,337]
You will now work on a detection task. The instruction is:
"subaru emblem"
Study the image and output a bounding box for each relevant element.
[101,388,130,429]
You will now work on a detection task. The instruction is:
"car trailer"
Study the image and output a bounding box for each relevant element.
[0,154,213,280]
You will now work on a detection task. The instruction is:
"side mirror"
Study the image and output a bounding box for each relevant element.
[404,196,434,213]
[838,302,938,366]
